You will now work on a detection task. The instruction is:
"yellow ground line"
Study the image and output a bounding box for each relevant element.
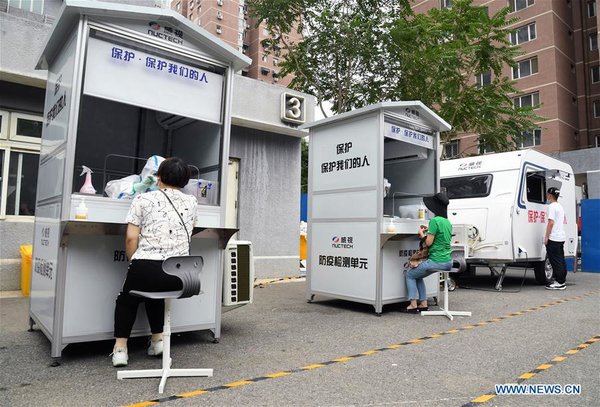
[177,390,208,398]
[302,364,326,370]
[332,356,354,362]
[536,364,552,370]
[127,402,158,407]
[552,356,567,362]
[224,380,253,387]
[518,372,536,379]
[264,372,291,378]
[471,394,496,403]
[429,333,443,338]
[462,325,475,329]
[589,338,600,342]
[577,344,590,349]
[447,329,460,333]
[361,350,380,355]
[385,344,403,349]
[408,339,422,343]
[566,349,579,354]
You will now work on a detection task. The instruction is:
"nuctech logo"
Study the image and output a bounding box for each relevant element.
[332,236,353,249]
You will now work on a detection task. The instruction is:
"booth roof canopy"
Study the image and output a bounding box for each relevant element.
[35,0,252,71]
[300,101,452,132]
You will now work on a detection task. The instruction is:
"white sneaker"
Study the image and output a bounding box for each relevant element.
[111,347,128,367]
[545,281,566,290]
[147,339,163,357]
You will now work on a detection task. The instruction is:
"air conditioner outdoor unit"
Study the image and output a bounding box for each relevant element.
[222,240,254,307]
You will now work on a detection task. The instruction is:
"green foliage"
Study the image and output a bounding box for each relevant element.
[248,0,544,155]
[301,138,308,192]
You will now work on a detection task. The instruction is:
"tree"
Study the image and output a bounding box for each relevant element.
[248,0,543,154]
[301,137,308,193]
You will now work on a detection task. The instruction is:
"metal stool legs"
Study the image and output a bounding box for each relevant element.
[421,271,472,321]
[117,298,213,393]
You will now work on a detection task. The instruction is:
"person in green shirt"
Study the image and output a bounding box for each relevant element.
[403,192,452,313]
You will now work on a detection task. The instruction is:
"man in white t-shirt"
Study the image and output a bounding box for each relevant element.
[544,187,567,290]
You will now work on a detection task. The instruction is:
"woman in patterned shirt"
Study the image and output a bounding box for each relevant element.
[111,157,197,367]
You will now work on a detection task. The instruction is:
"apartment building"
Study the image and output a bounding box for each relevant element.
[171,0,301,86]
[412,1,599,157]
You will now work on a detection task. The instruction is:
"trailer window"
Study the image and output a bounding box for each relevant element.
[526,173,546,204]
[441,175,493,199]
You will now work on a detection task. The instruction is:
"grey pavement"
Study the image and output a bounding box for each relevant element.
[1,269,600,407]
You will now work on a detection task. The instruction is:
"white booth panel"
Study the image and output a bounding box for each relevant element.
[311,116,378,192]
[30,216,62,336]
[84,36,224,124]
[381,240,438,301]
[310,222,378,301]
[37,150,67,202]
[312,190,378,219]
[62,236,219,338]
[41,30,77,156]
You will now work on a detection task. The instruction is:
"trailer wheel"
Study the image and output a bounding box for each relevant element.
[533,259,553,285]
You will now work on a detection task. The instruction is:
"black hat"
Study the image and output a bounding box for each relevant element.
[423,192,449,218]
[547,187,560,199]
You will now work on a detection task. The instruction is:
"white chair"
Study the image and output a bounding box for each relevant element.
[117,256,213,393]
[421,263,471,321]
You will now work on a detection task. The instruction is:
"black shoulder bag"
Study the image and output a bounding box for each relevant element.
[160,189,192,254]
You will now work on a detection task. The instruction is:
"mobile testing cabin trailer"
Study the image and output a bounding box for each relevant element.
[302,102,451,314]
[30,0,251,358]
[441,150,577,289]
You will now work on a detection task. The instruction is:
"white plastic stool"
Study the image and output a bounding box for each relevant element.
[117,256,213,393]
[421,268,471,321]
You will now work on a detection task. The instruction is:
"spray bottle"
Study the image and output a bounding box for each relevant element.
[79,165,96,194]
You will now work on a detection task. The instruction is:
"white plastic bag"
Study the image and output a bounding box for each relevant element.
[141,155,165,180]
[105,174,140,199]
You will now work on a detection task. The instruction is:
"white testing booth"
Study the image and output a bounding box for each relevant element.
[30,1,251,358]
[303,102,451,314]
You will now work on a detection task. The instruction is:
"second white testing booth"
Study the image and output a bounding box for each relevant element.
[303,102,451,314]
[30,1,251,358]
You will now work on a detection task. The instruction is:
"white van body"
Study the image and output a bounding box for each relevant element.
[440,150,577,286]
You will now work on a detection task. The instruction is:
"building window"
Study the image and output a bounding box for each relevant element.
[273,58,279,66]
[518,128,541,149]
[589,1,597,17]
[260,67,270,75]
[217,11,223,20]
[592,66,600,83]
[9,112,43,144]
[590,32,598,51]
[0,111,42,218]
[7,0,44,14]
[216,25,222,35]
[509,0,534,12]
[595,135,600,147]
[514,92,540,109]
[176,2,181,11]
[594,100,600,118]
[218,0,224,6]
[476,71,492,87]
[513,57,538,79]
[444,139,460,158]
[479,142,495,155]
[441,0,452,8]
[261,54,268,62]
[510,23,536,45]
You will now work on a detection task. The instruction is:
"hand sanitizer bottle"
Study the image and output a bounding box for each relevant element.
[75,198,88,220]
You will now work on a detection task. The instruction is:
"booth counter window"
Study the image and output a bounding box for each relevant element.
[0,110,42,219]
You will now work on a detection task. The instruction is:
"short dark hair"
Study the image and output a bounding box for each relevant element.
[157,157,191,188]
[547,187,560,199]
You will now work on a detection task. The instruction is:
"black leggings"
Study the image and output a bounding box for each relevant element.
[114,259,183,338]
